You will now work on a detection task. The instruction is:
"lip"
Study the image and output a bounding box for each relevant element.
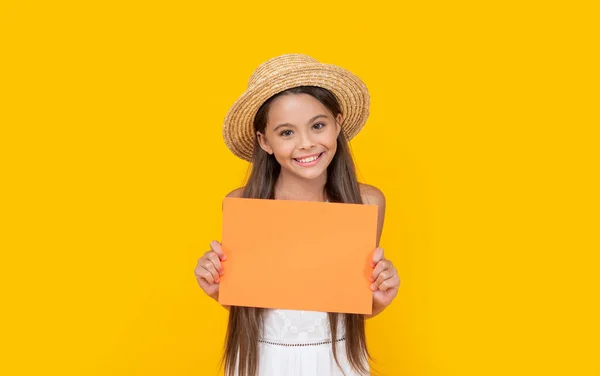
[293,152,324,167]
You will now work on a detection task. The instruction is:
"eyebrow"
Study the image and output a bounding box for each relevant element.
[273,114,329,132]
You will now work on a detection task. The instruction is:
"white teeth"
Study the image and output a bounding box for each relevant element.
[297,154,319,163]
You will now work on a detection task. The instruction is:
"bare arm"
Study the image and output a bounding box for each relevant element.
[359,184,399,319]
[360,183,386,248]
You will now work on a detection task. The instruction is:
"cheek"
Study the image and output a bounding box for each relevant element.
[328,141,338,155]
[322,131,339,150]
[271,140,295,156]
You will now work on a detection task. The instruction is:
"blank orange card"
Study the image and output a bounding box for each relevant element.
[218,197,378,314]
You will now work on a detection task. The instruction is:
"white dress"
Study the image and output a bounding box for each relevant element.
[257,309,368,375]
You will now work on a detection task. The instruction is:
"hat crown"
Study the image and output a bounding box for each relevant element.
[248,54,319,88]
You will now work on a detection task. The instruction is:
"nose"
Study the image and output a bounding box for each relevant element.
[297,131,315,150]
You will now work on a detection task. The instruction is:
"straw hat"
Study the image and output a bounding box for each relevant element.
[222,54,370,161]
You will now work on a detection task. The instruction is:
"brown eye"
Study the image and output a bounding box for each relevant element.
[280,130,293,137]
[312,122,325,130]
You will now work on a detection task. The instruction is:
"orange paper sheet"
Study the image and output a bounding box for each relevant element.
[218,197,378,314]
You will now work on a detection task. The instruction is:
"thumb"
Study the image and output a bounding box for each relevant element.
[371,247,384,267]
[210,240,227,261]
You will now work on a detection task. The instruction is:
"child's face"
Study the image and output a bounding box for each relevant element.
[257,93,342,181]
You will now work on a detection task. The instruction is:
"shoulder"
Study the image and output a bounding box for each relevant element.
[359,183,386,245]
[222,187,245,211]
[359,183,386,207]
[225,187,245,198]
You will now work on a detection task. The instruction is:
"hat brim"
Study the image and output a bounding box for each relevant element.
[223,63,370,161]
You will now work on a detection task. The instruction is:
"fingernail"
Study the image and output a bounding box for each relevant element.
[370,284,377,291]
[219,270,224,276]
[222,255,227,261]
[369,276,374,282]
[215,277,220,283]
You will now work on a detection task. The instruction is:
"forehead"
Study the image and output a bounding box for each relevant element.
[267,93,332,125]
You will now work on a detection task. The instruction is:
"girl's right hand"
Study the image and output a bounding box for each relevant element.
[194,240,226,301]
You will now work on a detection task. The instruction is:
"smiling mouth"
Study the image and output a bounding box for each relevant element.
[293,152,324,166]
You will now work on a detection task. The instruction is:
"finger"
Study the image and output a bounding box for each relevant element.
[205,251,224,276]
[196,257,219,283]
[371,247,384,267]
[195,264,217,284]
[210,240,227,261]
[371,259,392,281]
[375,266,396,287]
[378,275,400,292]
[195,273,210,289]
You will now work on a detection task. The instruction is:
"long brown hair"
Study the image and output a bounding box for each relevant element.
[222,86,371,376]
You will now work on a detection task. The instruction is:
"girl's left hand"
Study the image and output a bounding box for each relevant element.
[370,247,400,308]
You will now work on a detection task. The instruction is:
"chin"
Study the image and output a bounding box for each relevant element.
[297,169,327,180]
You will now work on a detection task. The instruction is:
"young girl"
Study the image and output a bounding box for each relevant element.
[195,54,400,376]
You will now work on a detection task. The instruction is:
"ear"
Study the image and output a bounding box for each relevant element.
[335,114,343,136]
[256,131,273,155]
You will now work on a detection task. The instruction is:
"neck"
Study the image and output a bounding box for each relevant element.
[274,169,327,202]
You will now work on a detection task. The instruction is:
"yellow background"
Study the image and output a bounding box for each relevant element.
[2,1,599,375]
